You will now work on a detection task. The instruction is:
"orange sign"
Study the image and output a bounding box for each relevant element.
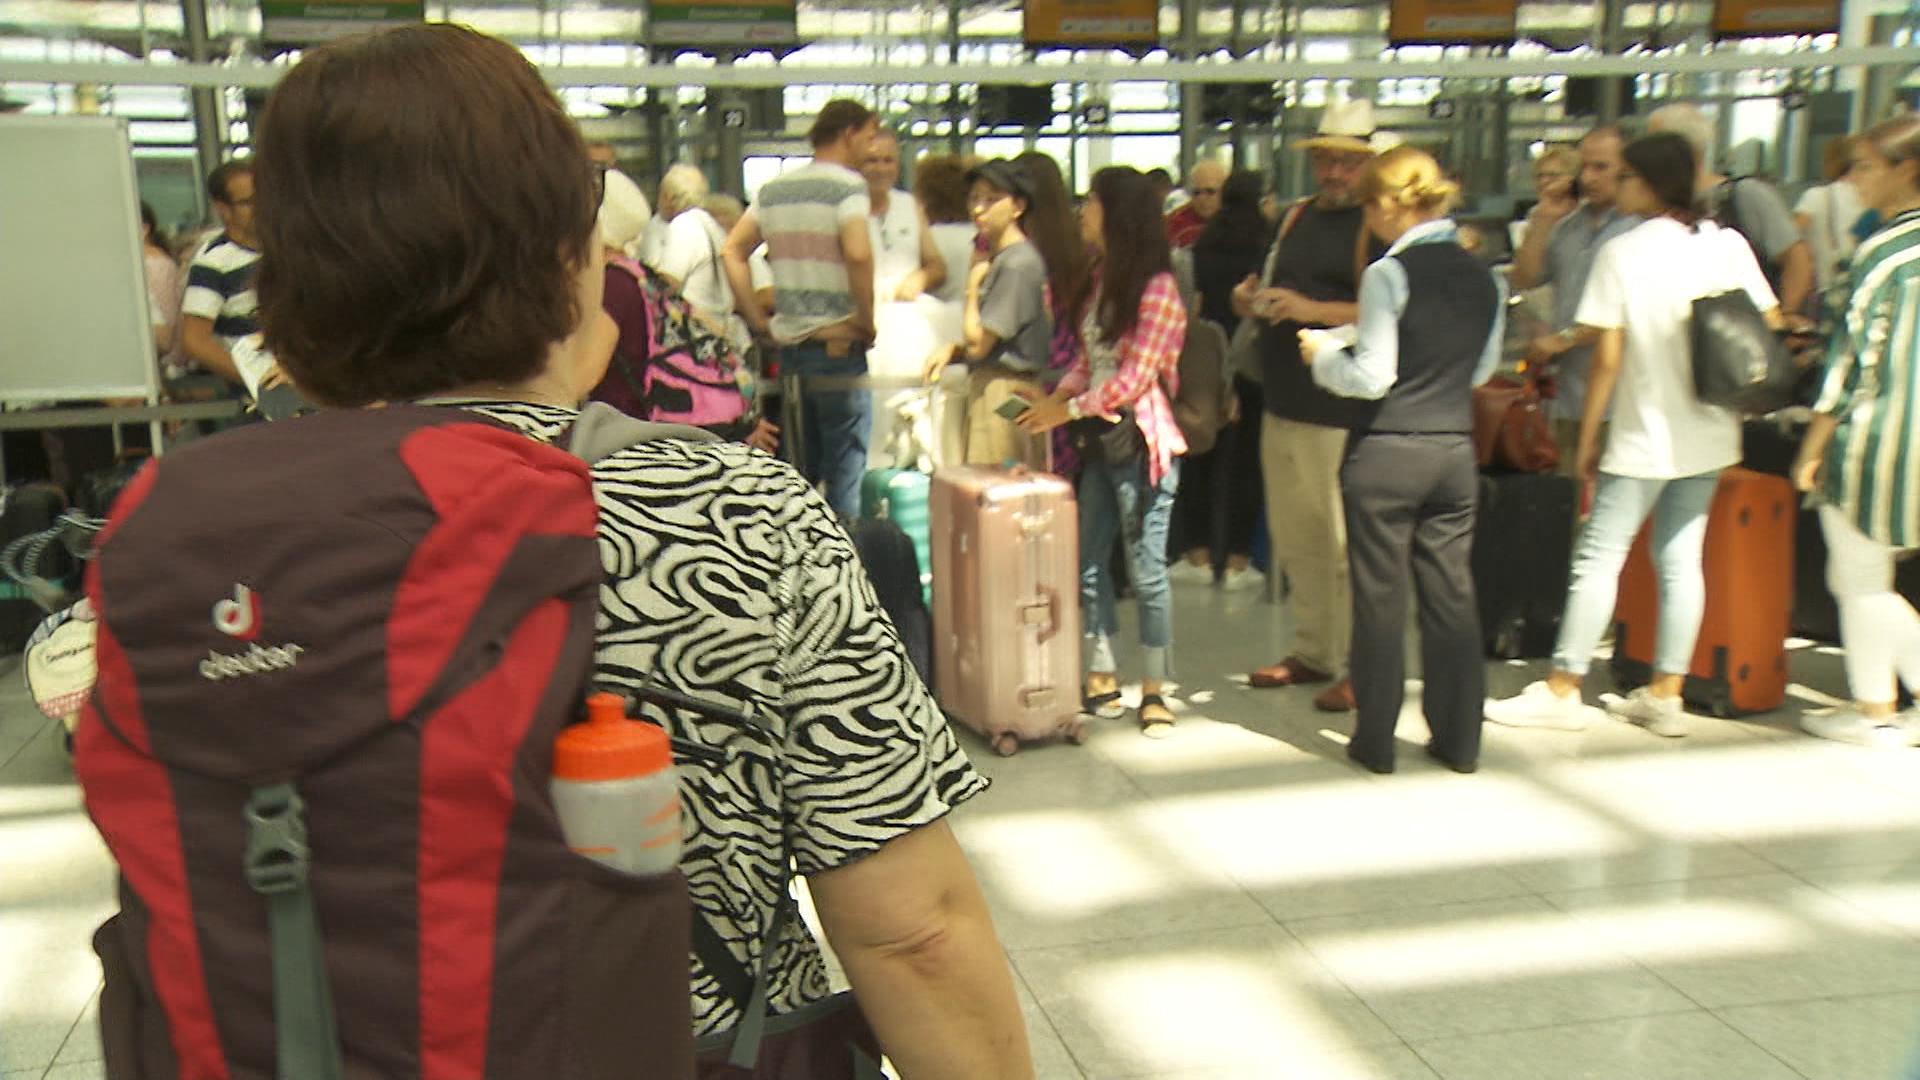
[1711,0,1839,36]
[1388,0,1516,43]
[1023,0,1158,47]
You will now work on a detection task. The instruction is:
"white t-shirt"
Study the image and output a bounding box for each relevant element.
[749,245,773,292]
[1575,218,1778,479]
[656,208,734,322]
[635,215,670,268]
[1794,179,1864,292]
[869,190,924,301]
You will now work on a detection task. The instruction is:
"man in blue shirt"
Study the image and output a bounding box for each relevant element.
[1511,126,1641,472]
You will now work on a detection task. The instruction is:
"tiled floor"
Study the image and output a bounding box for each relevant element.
[5,582,1920,1079]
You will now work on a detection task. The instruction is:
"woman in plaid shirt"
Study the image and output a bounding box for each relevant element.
[1020,166,1190,737]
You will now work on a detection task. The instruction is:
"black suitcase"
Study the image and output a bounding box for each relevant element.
[841,515,935,694]
[1743,420,1920,706]
[1473,472,1575,659]
[1743,419,1840,640]
[1,483,75,653]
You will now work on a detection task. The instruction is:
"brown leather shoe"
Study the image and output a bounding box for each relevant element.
[1313,679,1356,713]
[1248,656,1334,689]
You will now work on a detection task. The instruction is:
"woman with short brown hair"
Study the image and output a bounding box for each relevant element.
[255,24,1032,1079]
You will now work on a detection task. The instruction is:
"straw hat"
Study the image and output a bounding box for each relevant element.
[1296,100,1400,155]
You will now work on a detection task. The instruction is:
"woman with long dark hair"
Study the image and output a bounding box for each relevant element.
[1487,131,1781,737]
[1018,166,1188,737]
[1015,151,1094,472]
[1170,170,1273,589]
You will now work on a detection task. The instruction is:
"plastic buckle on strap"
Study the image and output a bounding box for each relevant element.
[243,783,311,896]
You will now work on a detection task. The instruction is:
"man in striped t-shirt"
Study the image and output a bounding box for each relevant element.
[723,99,878,517]
[180,161,278,394]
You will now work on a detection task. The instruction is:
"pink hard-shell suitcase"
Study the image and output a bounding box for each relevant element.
[930,466,1084,756]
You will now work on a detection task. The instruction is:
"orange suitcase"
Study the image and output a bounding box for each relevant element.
[1611,467,1794,716]
[930,466,1084,755]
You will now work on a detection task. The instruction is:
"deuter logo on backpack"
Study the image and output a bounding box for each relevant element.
[202,584,303,682]
[214,584,261,640]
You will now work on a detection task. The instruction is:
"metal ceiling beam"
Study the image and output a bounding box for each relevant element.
[1,44,1912,89]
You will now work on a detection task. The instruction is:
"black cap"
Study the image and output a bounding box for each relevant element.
[964,159,1036,205]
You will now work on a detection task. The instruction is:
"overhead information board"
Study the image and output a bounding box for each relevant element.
[1388,0,1517,43]
[261,0,425,44]
[648,0,798,47]
[1711,0,1840,36]
[1023,0,1159,48]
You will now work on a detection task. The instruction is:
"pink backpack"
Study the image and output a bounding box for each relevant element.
[605,257,751,428]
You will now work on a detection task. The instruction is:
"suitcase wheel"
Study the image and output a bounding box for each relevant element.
[991,733,1021,757]
[1065,721,1089,746]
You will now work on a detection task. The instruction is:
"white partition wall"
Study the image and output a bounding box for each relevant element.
[0,115,159,402]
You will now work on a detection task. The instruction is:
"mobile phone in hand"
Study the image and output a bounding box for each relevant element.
[995,396,1033,421]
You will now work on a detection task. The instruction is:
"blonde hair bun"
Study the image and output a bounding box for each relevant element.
[1360,146,1461,216]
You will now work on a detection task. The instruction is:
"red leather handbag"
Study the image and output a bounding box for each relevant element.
[1472,376,1560,473]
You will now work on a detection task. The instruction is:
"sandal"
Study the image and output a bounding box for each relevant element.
[1138,693,1175,739]
[1084,675,1125,719]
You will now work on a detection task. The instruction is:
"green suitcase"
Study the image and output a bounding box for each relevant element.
[860,469,932,602]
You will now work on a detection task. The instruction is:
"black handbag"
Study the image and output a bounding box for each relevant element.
[1066,409,1145,467]
[1691,289,1797,415]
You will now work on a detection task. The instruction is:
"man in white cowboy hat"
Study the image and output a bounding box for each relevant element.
[1234,98,1395,713]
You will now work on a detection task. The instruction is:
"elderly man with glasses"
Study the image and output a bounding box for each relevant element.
[1166,158,1229,249]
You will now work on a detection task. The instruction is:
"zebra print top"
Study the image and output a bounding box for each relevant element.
[453,400,988,1036]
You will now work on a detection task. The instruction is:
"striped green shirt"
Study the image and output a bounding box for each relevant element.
[1814,208,1920,550]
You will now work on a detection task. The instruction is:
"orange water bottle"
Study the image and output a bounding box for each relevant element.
[551,692,681,875]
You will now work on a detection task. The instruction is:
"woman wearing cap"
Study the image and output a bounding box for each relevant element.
[923,158,1054,469]
[1017,167,1188,737]
[1299,147,1505,775]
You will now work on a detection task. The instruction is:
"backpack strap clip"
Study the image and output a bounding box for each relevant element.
[245,782,346,1080]
[243,783,312,895]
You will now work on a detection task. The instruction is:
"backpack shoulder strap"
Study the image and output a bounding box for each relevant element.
[1262,197,1314,287]
[567,400,722,465]
[1713,178,1745,229]
[1278,196,1312,243]
[246,782,346,1080]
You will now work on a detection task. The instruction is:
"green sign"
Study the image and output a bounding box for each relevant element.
[647,0,797,47]
[260,0,426,44]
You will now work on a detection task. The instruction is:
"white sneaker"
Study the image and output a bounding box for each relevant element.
[1603,688,1690,738]
[1900,710,1920,745]
[1220,566,1265,592]
[1485,681,1592,731]
[1801,708,1920,748]
[1166,561,1214,586]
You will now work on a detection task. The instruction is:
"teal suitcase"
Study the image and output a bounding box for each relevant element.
[861,469,932,601]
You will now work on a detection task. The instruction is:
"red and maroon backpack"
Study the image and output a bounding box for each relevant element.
[73,403,696,1080]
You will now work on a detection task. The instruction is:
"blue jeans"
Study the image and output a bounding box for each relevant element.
[1079,457,1180,682]
[782,344,871,519]
[1554,470,1721,677]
